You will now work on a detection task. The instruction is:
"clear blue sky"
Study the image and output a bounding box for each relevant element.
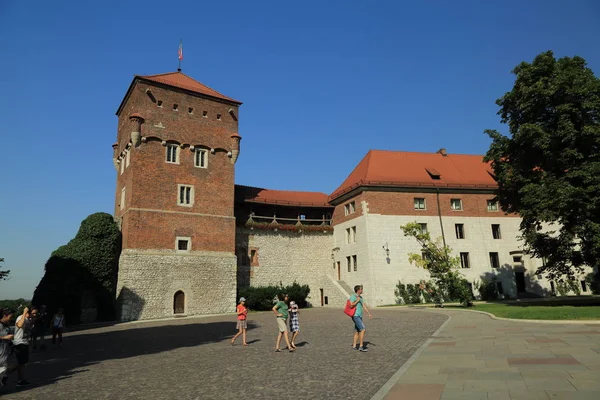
[1,0,599,299]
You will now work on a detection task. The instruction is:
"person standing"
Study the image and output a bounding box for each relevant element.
[32,305,48,351]
[349,285,372,352]
[288,300,300,349]
[51,308,66,348]
[272,293,294,352]
[0,309,15,388]
[231,297,249,346]
[11,306,32,387]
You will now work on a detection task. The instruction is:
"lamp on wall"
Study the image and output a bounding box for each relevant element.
[382,242,390,258]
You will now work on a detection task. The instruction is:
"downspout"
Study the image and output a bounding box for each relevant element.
[436,188,446,247]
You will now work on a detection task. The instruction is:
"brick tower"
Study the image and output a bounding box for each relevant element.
[112,71,242,321]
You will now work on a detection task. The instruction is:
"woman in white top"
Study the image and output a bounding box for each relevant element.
[51,308,65,348]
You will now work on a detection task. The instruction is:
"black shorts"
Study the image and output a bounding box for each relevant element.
[15,344,29,365]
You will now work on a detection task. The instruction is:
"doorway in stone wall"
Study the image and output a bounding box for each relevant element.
[174,291,185,314]
[320,289,324,306]
[337,262,341,281]
[515,272,526,294]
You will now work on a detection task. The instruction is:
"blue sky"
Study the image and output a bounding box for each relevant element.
[1,0,599,299]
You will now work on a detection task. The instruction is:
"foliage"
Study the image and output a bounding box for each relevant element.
[394,281,409,304]
[556,281,570,296]
[32,213,122,323]
[406,284,422,304]
[585,271,600,294]
[556,278,582,296]
[0,298,30,313]
[0,258,9,281]
[478,278,499,301]
[484,51,600,280]
[238,281,310,311]
[245,221,333,233]
[401,222,472,306]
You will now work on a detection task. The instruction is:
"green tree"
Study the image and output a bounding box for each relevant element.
[0,258,9,281]
[484,51,600,280]
[32,212,122,322]
[400,222,472,305]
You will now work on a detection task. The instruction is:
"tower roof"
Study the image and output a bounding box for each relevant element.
[116,71,241,115]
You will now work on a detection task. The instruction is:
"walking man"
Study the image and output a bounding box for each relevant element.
[272,293,294,352]
[10,307,32,386]
[0,309,15,388]
[350,285,372,352]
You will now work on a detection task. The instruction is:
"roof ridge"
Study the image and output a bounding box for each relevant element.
[236,184,328,196]
[369,149,485,157]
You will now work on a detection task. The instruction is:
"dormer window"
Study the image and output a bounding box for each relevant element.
[425,168,441,180]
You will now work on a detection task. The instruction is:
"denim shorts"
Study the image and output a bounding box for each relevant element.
[352,315,365,332]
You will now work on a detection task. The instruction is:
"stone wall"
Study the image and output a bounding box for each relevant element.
[236,228,347,307]
[116,249,236,321]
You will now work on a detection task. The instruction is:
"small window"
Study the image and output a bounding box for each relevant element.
[300,214,306,220]
[157,100,163,107]
[487,200,498,212]
[120,187,126,210]
[202,111,208,118]
[125,150,130,168]
[421,251,429,261]
[250,249,258,266]
[455,224,465,239]
[513,255,522,264]
[173,104,179,111]
[352,255,357,272]
[344,201,356,216]
[345,228,351,244]
[347,256,351,272]
[581,280,587,292]
[195,148,208,168]
[451,199,463,211]
[460,252,470,268]
[414,198,426,210]
[120,158,125,174]
[419,223,428,234]
[178,185,194,206]
[489,252,500,269]
[492,224,502,239]
[217,113,222,120]
[166,144,179,164]
[176,238,190,252]
[188,107,193,114]
[352,226,357,242]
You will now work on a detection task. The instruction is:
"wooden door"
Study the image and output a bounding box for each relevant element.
[174,291,185,314]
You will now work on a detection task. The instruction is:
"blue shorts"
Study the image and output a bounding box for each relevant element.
[352,315,365,332]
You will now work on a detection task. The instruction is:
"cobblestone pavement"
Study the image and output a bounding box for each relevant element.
[0,308,446,400]
[380,309,600,400]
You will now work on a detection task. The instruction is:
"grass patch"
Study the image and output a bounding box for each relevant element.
[450,303,600,320]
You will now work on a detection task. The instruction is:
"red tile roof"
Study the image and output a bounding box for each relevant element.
[329,150,496,201]
[138,72,242,105]
[235,185,332,208]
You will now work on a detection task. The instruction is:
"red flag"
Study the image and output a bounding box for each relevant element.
[178,41,183,61]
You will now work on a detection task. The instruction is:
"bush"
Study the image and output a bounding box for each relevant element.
[439,271,473,306]
[406,284,422,304]
[585,271,600,295]
[478,278,499,301]
[239,281,310,311]
[394,281,409,304]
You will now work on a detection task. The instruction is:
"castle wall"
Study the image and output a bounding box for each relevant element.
[236,228,346,307]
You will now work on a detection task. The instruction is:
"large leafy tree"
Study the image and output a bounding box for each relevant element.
[484,51,600,280]
[0,258,9,281]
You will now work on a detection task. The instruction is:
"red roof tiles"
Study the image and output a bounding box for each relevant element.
[235,185,332,208]
[329,150,496,201]
[138,72,242,104]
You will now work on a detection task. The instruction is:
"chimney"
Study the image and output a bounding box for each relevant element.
[437,148,447,156]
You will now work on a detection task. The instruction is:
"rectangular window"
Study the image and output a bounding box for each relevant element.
[349,201,355,214]
[352,255,357,272]
[120,158,125,174]
[166,144,179,164]
[513,255,522,264]
[345,228,351,244]
[345,201,356,215]
[195,148,208,168]
[125,150,130,168]
[120,187,126,210]
[414,198,426,210]
[460,252,470,268]
[352,226,357,242]
[489,252,500,269]
[176,237,191,253]
[451,199,463,211]
[347,256,351,272]
[178,185,194,206]
[492,224,502,239]
[487,200,498,211]
[419,223,428,234]
[455,223,465,239]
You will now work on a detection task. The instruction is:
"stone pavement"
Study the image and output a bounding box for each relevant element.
[0,308,446,400]
[377,309,600,400]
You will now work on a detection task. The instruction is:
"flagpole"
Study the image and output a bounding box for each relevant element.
[178,39,183,72]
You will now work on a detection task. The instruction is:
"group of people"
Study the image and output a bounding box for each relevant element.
[230,284,372,353]
[0,306,66,389]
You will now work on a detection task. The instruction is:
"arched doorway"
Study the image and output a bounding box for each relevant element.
[173,291,185,314]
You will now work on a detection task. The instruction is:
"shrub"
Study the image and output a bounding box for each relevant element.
[238,281,310,311]
[585,271,600,295]
[478,278,499,301]
[407,284,422,304]
[440,271,473,306]
[394,281,409,304]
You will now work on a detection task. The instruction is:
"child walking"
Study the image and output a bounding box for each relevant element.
[231,297,248,346]
[288,300,300,348]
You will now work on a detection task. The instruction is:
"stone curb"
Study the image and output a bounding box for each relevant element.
[370,311,453,400]
[423,306,600,324]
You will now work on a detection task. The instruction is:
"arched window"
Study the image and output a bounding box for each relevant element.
[173,291,185,314]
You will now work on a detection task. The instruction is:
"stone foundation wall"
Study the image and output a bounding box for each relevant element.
[236,228,346,307]
[116,249,236,321]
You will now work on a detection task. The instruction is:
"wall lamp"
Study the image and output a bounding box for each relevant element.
[382,242,390,258]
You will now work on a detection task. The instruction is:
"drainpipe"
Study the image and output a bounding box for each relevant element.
[436,188,446,247]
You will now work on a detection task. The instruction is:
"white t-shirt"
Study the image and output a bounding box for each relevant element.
[13,315,30,346]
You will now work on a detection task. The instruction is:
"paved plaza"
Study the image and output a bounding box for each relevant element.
[2,307,600,400]
[1,308,446,400]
